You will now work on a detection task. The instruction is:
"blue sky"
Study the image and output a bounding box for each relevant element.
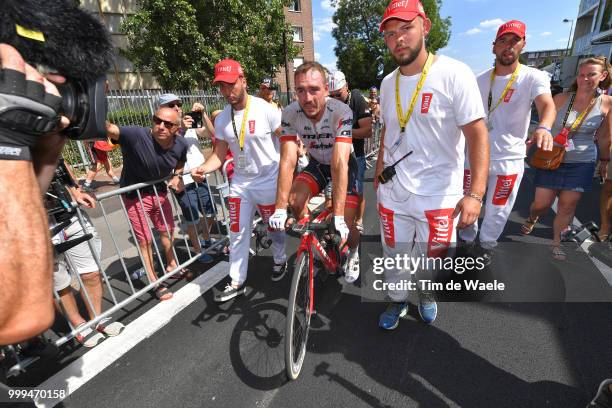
[312,0,580,75]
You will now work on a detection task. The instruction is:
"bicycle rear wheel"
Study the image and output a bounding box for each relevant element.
[285,252,312,380]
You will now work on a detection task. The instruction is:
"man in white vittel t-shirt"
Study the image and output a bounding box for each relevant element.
[192,59,287,302]
[375,0,489,330]
[459,20,555,262]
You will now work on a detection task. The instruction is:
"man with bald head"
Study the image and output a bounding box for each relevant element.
[107,107,188,300]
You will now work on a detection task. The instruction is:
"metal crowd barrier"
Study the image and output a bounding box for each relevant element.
[364,121,382,168]
[4,167,233,378]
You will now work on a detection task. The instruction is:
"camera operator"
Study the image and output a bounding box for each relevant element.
[0,43,70,345]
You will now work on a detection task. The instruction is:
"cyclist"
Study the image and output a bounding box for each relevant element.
[191,59,287,302]
[269,61,361,283]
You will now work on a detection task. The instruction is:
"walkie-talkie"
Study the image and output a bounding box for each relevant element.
[377,151,413,184]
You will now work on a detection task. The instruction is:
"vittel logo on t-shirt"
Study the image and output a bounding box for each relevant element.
[421,93,433,114]
[425,208,454,258]
[504,89,515,103]
[249,120,255,134]
[492,174,518,205]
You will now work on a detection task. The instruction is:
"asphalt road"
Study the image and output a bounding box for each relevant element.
[6,164,612,408]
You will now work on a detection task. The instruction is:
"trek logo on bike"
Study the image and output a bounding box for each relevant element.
[492,174,518,206]
[378,204,396,248]
[425,208,454,258]
[463,169,471,195]
[228,197,241,233]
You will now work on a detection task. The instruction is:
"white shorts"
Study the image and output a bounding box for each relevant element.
[52,214,101,292]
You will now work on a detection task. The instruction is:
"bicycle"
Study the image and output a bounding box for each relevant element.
[285,207,349,380]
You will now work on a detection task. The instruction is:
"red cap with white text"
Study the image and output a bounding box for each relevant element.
[379,0,428,32]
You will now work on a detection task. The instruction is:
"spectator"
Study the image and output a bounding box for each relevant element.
[48,159,125,347]
[369,86,381,123]
[329,70,372,233]
[82,139,120,192]
[522,56,612,260]
[257,78,281,110]
[159,95,217,264]
[600,145,612,240]
[106,106,190,301]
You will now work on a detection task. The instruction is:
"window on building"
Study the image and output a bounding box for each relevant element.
[293,57,304,70]
[292,26,304,42]
[288,0,301,11]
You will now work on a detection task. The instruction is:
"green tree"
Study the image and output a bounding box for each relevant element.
[121,0,299,89]
[332,0,451,89]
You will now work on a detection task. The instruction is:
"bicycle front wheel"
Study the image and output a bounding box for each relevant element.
[285,251,313,380]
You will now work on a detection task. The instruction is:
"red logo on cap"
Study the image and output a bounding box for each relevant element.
[421,93,433,114]
[249,120,255,134]
[504,89,515,103]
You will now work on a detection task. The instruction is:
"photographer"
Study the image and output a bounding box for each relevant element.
[0,43,69,345]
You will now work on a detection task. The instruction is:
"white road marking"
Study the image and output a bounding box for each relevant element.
[35,262,229,408]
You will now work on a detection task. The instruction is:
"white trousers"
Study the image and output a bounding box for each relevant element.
[228,181,286,285]
[377,183,461,302]
[459,158,524,246]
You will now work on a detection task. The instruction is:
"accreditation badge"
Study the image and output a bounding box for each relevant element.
[237,152,247,169]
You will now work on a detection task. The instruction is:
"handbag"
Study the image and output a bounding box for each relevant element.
[530,93,596,171]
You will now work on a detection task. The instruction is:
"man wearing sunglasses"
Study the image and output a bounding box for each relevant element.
[328,70,372,236]
[192,59,287,302]
[106,107,188,301]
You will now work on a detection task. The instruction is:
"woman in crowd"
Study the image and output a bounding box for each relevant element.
[522,56,612,260]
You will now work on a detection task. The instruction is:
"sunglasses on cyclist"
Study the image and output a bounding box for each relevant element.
[329,92,344,99]
[152,115,178,129]
[166,102,182,108]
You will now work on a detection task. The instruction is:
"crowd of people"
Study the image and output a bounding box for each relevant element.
[2,0,611,381]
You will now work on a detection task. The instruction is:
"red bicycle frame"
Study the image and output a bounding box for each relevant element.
[294,208,348,314]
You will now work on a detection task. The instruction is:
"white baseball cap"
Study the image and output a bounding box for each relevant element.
[328,70,347,92]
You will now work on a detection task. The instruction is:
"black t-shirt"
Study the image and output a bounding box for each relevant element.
[347,90,371,157]
[118,126,188,193]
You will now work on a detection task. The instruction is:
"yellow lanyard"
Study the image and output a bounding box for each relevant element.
[231,95,251,151]
[487,64,520,121]
[395,53,434,132]
[567,94,596,132]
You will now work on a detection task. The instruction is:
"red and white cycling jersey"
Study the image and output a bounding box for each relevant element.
[280,97,353,165]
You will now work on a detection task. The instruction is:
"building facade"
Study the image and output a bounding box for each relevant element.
[562,0,612,86]
[274,0,316,93]
[520,49,568,68]
[81,0,315,91]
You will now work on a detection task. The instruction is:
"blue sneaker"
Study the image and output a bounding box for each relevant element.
[198,253,214,264]
[378,302,408,330]
[418,299,437,324]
